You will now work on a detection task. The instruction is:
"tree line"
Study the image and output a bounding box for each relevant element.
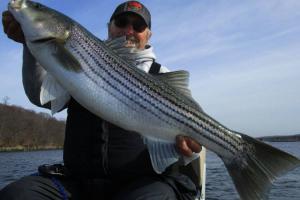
[259,134,300,142]
[0,103,65,151]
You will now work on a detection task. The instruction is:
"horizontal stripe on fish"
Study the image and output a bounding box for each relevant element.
[65,25,242,154]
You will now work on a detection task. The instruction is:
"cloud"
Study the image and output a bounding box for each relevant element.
[150,0,300,62]
[147,0,300,134]
[189,44,300,136]
[141,0,300,136]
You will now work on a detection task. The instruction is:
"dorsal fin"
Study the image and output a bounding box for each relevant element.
[156,70,191,96]
[104,36,138,66]
[155,70,202,111]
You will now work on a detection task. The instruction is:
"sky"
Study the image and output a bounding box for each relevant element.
[0,0,299,137]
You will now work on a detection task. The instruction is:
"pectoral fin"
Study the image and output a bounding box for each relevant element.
[40,73,70,114]
[50,40,82,73]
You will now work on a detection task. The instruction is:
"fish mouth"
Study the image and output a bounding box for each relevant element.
[8,0,25,10]
[30,37,57,43]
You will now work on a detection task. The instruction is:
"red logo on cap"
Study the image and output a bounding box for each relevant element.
[127,1,142,11]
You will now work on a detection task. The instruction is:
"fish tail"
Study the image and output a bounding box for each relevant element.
[222,134,300,200]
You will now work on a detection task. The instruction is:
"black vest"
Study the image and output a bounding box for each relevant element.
[63,62,200,185]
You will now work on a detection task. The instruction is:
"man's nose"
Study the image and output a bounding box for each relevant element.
[124,24,134,35]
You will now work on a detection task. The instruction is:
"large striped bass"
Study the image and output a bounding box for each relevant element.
[8,0,300,199]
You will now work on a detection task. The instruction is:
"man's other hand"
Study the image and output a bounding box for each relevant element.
[2,10,25,43]
[176,135,202,157]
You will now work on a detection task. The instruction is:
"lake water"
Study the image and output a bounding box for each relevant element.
[0,142,299,199]
[205,142,300,200]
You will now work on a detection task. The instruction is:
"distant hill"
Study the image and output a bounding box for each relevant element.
[258,134,300,142]
[0,103,65,151]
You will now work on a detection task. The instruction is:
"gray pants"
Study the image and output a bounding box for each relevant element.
[0,175,181,200]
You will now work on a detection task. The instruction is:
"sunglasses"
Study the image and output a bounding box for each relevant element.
[114,15,147,33]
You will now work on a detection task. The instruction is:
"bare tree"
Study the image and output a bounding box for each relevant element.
[2,96,10,105]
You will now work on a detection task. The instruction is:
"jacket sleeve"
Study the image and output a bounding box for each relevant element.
[22,45,51,109]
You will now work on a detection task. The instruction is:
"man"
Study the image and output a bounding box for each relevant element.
[1,1,202,200]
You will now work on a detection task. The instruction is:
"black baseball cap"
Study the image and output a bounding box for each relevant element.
[110,1,151,29]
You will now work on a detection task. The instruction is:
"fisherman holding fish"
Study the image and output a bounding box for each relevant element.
[1,1,203,200]
[3,0,300,199]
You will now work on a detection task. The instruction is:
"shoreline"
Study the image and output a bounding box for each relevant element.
[1,136,299,152]
[258,136,300,142]
[0,146,63,152]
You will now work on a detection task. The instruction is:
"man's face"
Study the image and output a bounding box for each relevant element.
[108,13,151,50]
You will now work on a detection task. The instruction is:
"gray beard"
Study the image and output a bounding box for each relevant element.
[124,35,139,48]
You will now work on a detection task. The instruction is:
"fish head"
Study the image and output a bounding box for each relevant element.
[8,0,71,44]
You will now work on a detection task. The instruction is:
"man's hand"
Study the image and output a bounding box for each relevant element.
[2,10,25,43]
[176,135,202,157]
